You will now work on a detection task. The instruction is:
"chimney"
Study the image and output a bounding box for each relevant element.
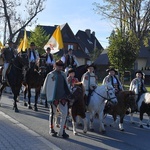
[92,31,95,36]
[85,29,91,38]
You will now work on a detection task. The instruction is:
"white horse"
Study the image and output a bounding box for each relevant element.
[87,84,118,133]
[130,83,150,128]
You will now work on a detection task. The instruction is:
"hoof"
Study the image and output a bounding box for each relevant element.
[104,124,107,127]
[45,103,49,108]
[131,122,135,124]
[40,101,43,105]
[120,128,124,131]
[15,108,19,112]
[140,125,143,128]
[34,106,38,111]
[101,130,106,134]
[73,132,78,135]
[83,130,87,134]
[147,124,149,127]
[24,102,27,107]
[28,105,32,109]
[90,128,94,132]
[56,124,60,128]
[77,123,83,127]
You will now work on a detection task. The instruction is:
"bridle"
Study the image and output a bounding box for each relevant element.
[93,87,117,102]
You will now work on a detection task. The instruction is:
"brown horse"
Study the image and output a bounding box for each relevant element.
[23,61,45,111]
[70,82,87,135]
[104,90,136,131]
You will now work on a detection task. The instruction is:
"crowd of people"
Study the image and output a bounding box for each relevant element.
[0,41,148,139]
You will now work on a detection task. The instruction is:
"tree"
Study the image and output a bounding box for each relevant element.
[28,26,50,54]
[108,28,139,81]
[93,0,150,41]
[0,0,46,43]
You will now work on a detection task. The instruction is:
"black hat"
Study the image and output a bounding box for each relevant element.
[55,60,64,66]
[30,42,35,46]
[68,48,73,51]
[46,47,51,51]
[135,70,143,76]
[87,63,96,69]
[106,67,117,73]
[68,68,75,74]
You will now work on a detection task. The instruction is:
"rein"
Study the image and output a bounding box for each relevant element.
[13,63,23,71]
[93,89,116,102]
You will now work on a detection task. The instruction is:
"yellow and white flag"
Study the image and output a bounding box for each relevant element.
[18,29,28,52]
[44,26,64,54]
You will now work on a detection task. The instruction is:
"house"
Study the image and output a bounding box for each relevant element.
[75,29,103,64]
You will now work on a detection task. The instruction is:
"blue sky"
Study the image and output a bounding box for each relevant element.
[27,0,114,48]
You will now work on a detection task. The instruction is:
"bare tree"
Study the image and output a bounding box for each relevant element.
[93,0,150,41]
[0,0,46,43]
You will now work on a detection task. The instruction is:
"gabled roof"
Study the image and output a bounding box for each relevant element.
[55,49,90,59]
[76,30,103,53]
[94,49,109,65]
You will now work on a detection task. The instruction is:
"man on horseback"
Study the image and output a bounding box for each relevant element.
[1,40,16,82]
[41,47,55,75]
[41,60,71,138]
[61,48,79,74]
[81,63,97,105]
[102,67,123,94]
[129,70,147,102]
[27,42,39,69]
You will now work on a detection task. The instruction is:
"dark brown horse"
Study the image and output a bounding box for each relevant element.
[0,52,29,112]
[70,82,87,135]
[104,90,136,131]
[23,62,45,111]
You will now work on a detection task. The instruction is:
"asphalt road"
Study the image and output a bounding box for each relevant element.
[0,90,150,150]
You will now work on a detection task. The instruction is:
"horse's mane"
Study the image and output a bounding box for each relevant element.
[74,82,85,96]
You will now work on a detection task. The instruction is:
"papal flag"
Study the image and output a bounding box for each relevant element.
[44,26,64,54]
[18,29,28,52]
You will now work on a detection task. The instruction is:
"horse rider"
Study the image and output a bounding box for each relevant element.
[27,42,39,69]
[67,68,79,91]
[81,63,97,105]
[1,40,16,82]
[102,67,123,94]
[41,47,55,75]
[129,70,147,103]
[41,60,71,138]
[61,48,79,74]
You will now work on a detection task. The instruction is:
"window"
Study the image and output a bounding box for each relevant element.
[68,44,73,50]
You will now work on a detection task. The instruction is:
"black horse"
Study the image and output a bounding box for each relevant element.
[74,64,88,81]
[0,52,29,112]
[23,59,45,111]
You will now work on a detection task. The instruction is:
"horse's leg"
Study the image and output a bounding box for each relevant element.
[110,114,118,128]
[139,111,144,128]
[13,94,19,112]
[23,85,28,106]
[49,104,57,136]
[27,86,32,109]
[71,107,77,135]
[99,108,106,133]
[130,113,135,124]
[34,88,39,111]
[119,115,125,131]
[146,115,150,127]
[0,83,7,106]
[89,111,94,131]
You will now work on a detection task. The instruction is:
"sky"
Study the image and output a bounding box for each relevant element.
[26,0,114,49]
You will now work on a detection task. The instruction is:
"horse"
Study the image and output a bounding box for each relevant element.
[70,82,87,135]
[74,65,87,81]
[104,91,136,131]
[0,52,29,112]
[23,58,45,111]
[130,83,150,128]
[87,84,118,133]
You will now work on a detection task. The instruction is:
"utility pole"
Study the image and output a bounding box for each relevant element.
[3,19,7,45]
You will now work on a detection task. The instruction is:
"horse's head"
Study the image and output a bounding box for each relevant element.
[17,52,29,68]
[105,84,118,105]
